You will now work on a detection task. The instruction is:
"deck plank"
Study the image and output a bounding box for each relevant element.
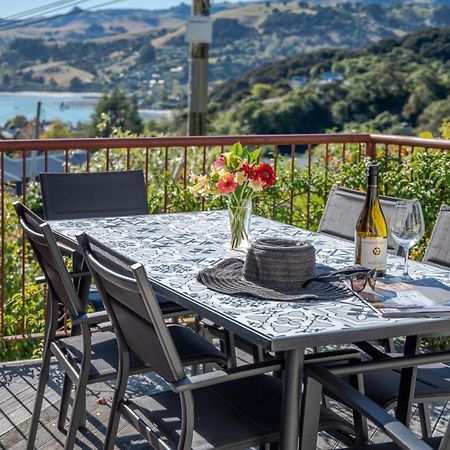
[1,354,450,449]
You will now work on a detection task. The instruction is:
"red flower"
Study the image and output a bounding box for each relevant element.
[242,162,258,180]
[256,163,276,187]
[217,173,237,194]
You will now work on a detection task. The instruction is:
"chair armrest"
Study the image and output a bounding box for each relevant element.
[35,270,91,285]
[97,321,113,332]
[35,275,46,284]
[172,359,283,393]
[72,311,109,326]
[306,365,432,450]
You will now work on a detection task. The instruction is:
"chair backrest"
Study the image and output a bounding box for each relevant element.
[318,185,404,250]
[40,170,149,220]
[423,205,450,269]
[77,232,185,383]
[13,202,83,316]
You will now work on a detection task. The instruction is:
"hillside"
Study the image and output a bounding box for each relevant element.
[0,0,449,110]
[209,28,450,136]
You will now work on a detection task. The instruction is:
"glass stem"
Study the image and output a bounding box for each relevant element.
[403,247,410,276]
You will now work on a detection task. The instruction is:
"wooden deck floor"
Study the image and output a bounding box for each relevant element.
[0,354,449,449]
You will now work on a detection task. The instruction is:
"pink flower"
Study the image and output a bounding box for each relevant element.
[213,155,225,169]
[218,173,236,194]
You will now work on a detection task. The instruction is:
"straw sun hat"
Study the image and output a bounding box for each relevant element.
[197,238,351,301]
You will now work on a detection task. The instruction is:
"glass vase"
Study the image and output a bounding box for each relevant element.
[228,197,252,252]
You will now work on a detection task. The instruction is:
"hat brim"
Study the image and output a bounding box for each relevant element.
[197,258,352,301]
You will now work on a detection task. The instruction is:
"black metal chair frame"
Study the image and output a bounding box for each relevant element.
[39,169,188,321]
[14,202,226,450]
[303,356,450,450]
[77,232,360,449]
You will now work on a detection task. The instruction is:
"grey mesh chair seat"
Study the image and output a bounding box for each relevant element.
[362,365,450,409]
[423,205,450,269]
[340,437,442,450]
[130,374,353,450]
[60,326,226,382]
[318,185,403,250]
[39,170,149,220]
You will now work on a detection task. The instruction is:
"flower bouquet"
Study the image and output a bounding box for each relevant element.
[189,142,276,251]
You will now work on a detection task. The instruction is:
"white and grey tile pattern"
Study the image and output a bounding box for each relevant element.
[50,211,450,350]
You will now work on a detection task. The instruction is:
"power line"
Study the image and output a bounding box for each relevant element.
[0,0,125,32]
[2,0,89,21]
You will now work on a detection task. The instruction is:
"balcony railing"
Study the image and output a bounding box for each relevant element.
[1,133,449,354]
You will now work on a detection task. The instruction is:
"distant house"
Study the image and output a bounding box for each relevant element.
[4,151,88,193]
[289,75,310,89]
[0,127,19,140]
[319,72,344,85]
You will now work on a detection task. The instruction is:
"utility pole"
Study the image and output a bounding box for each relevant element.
[187,0,211,136]
[30,101,41,180]
[33,101,41,140]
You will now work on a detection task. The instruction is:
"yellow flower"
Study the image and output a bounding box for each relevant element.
[189,175,210,198]
[235,171,247,185]
[249,178,264,192]
[199,186,211,197]
[218,171,232,181]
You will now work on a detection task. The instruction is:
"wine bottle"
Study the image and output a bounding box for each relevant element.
[355,164,388,276]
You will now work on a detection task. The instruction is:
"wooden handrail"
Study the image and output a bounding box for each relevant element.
[0,133,448,152]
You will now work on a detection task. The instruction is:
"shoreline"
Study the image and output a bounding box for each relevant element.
[0,91,103,98]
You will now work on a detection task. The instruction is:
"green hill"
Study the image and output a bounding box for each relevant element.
[0,1,449,111]
[209,28,450,136]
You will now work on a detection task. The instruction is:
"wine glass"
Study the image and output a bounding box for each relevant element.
[390,200,425,278]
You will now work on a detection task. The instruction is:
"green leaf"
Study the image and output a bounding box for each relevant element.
[231,141,243,157]
[249,147,261,164]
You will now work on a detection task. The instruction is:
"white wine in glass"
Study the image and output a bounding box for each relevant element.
[391,200,425,278]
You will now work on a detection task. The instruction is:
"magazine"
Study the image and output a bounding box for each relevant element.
[356,277,450,318]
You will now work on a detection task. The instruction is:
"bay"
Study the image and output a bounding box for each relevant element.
[0,91,172,126]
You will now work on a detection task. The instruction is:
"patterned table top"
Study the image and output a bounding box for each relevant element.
[51,211,450,352]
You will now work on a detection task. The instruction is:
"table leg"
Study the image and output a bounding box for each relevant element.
[396,335,421,426]
[280,348,304,450]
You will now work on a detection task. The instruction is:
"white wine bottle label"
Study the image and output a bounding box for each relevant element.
[360,237,387,270]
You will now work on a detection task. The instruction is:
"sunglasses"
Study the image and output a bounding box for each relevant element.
[302,266,377,293]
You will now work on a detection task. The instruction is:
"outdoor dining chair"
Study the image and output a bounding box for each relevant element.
[355,203,450,438]
[319,189,450,437]
[318,185,403,251]
[423,205,450,269]
[39,170,149,220]
[14,202,227,450]
[39,170,186,317]
[77,232,357,450]
[304,363,450,450]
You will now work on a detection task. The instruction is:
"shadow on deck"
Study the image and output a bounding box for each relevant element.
[0,357,449,449]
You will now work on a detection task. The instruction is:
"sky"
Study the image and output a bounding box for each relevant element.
[0,0,254,18]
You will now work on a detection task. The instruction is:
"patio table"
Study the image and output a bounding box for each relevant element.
[50,210,450,450]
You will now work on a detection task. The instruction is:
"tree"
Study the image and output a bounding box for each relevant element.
[89,90,143,137]
[5,115,27,129]
[70,76,84,91]
[251,83,272,99]
[138,43,156,65]
[44,121,73,139]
